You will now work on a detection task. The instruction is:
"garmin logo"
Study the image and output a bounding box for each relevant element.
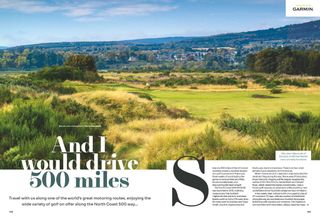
[293,6,313,11]
[286,0,320,17]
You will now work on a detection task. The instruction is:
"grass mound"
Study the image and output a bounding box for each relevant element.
[62,91,190,125]
[251,94,278,99]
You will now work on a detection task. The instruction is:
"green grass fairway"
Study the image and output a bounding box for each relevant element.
[145,90,320,118]
[63,81,320,119]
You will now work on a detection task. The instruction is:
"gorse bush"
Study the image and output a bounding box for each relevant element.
[0,87,14,106]
[34,66,82,81]
[270,88,282,94]
[251,74,310,88]
[251,75,280,88]
[129,92,153,101]
[282,79,309,87]
[0,75,76,95]
[154,75,239,87]
[33,66,101,82]
[218,113,264,137]
[154,101,190,119]
[26,55,101,83]
[0,97,109,168]
[237,83,248,89]
[270,110,316,124]
[198,76,238,85]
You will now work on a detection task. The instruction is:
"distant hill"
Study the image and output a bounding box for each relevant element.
[8,19,320,50]
[10,37,193,50]
[125,36,194,44]
[0,46,7,49]
[175,19,320,47]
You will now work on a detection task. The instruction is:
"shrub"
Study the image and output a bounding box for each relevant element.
[198,76,238,85]
[34,66,83,81]
[33,65,101,82]
[0,87,13,106]
[252,76,281,89]
[270,88,282,94]
[0,98,109,168]
[129,92,153,101]
[252,94,277,99]
[237,83,248,89]
[52,85,77,95]
[218,113,264,137]
[269,110,316,124]
[282,79,309,87]
[154,101,190,119]
[166,108,190,119]
[265,81,278,89]
[158,75,239,87]
[253,75,268,85]
[215,77,238,85]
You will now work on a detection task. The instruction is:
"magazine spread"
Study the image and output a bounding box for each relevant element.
[0,0,319,216]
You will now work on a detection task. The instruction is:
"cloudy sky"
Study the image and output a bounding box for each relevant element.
[0,0,316,46]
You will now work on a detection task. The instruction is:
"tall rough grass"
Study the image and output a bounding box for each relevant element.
[106,118,200,161]
[219,110,320,160]
[255,111,320,160]
[144,125,225,169]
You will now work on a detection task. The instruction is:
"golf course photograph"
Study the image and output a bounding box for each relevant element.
[0,0,320,169]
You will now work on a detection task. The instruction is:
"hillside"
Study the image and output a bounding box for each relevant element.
[9,37,193,50]
[175,19,320,47]
[7,19,320,50]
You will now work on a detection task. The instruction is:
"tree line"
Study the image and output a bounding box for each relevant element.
[0,49,64,70]
[0,47,236,71]
[246,47,320,76]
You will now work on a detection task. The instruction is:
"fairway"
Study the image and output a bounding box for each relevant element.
[145,89,320,119]
[63,80,320,119]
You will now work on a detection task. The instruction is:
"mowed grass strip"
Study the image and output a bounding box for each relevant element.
[63,81,320,119]
[146,90,320,118]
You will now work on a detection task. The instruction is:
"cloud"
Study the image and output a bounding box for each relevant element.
[0,0,59,13]
[189,0,280,4]
[102,3,177,16]
[65,7,96,17]
[0,0,177,20]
